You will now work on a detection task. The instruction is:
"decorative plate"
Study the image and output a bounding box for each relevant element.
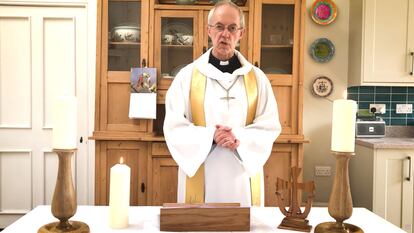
[311,0,338,25]
[311,76,333,97]
[309,38,335,63]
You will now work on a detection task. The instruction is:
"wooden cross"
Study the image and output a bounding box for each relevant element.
[275,167,315,232]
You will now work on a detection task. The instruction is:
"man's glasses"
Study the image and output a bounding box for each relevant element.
[208,24,243,33]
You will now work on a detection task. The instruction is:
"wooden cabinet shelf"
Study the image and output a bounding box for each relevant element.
[161,44,193,48]
[261,44,293,48]
[109,42,141,45]
[94,0,305,206]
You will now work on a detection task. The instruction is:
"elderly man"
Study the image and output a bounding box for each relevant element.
[163,0,281,206]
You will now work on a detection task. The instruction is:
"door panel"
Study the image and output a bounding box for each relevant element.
[0,5,89,228]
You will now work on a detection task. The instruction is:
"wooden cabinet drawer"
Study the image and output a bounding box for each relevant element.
[152,142,171,156]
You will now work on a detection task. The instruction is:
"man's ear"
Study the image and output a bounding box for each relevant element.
[238,28,245,39]
[207,25,213,38]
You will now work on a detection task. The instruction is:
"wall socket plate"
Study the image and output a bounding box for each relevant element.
[369,104,386,114]
[396,104,413,114]
[315,166,331,177]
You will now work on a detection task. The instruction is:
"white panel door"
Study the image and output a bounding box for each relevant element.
[0,4,89,227]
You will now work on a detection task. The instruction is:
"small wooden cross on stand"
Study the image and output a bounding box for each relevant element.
[276,167,315,232]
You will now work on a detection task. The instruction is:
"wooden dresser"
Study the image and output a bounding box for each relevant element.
[92,0,306,206]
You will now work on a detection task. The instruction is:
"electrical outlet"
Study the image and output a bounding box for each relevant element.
[315,166,331,177]
[369,104,386,114]
[396,104,413,114]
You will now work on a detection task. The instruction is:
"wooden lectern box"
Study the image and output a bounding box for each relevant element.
[160,203,250,231]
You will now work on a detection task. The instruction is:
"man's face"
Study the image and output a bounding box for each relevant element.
[208,5,244,61]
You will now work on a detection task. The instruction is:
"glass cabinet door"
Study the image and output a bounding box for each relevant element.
[154,10,199,86]
[108,0,142,71]
[259,4,295,75]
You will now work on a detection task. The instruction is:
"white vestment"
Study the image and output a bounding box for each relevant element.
[163,48,281,206]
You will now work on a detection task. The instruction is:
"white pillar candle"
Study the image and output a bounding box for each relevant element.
[109,157,130,229]
[52,96,77,149]
[331,99,357,152]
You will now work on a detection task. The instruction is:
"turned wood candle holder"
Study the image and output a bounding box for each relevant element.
[38,149,90,233]
[314,151,363,233]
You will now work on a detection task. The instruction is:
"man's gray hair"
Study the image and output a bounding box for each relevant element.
[207,0,245,28]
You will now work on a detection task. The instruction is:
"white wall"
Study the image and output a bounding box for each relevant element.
[303,0,350,205]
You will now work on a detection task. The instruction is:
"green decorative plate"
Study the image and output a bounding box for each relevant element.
[309,38,335,63]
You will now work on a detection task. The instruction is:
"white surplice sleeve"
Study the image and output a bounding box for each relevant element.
[232,67,281,176]
[163,65,215,178]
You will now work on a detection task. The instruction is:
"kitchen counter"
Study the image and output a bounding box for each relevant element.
[356,137,414,149]
[356,126,414,149]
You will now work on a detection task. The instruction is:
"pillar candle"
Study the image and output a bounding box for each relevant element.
[109,157,130,229]
[331,99,357,152]
[52,96,77,149]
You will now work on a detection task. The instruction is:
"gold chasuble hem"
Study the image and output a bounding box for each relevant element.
[187,67,261,206]
[186,68,206,204]
[243,69,261,206]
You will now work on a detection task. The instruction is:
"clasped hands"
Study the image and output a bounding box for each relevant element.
[213,124,240,151]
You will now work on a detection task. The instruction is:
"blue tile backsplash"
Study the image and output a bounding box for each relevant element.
[347,86,414,126]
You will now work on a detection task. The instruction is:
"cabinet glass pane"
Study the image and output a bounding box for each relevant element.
[161,18,193,78]
[260,4,294,74]
[108,1,141,71]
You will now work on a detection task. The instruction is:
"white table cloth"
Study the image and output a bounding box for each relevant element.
[2,205,405,233]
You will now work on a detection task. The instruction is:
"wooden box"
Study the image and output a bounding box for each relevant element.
[160,203,250,231]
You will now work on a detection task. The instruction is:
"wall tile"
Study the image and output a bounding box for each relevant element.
[347,86,414,126]
[348,86,359,93]
[391,87,407,93]
[375,94,390,102]
[359,94,374,102]
[391,118,407,125]
[359,86,374,94]
[391,94,407,102]
[376,86,391,93]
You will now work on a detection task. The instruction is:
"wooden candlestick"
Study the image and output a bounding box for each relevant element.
[38,149,90,233]
[314,152,363,233]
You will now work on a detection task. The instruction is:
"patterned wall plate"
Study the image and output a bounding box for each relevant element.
[311,76,333,97]
[310,0,338,25]
[309,38,335,63]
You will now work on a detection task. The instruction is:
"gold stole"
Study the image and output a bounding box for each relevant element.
[187,68,261,206]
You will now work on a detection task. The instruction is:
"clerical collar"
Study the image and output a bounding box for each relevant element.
[209,53,242,74]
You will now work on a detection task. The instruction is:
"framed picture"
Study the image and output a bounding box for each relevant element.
[129,67,157,119]
[130,67,157,93]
